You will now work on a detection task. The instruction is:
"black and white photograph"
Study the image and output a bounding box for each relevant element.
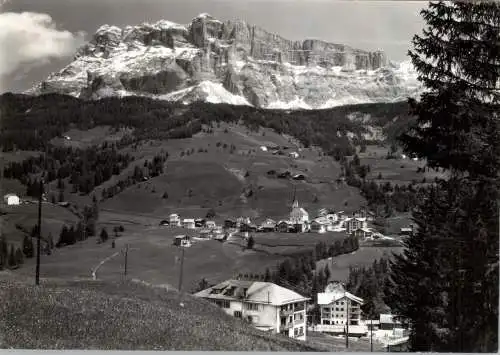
[0,0,498,352]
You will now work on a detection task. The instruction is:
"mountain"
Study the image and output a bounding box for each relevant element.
[27,13,423,109]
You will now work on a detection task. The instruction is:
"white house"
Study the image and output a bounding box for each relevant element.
[169,213,181,227]
[316,282,366,336]
[194,279,310,341]
[289,151,299,159]
[205,221,216,229]
[289,200,309,233]
[344,217,368,234]
[182,218,196,229]
[3,193,20,206]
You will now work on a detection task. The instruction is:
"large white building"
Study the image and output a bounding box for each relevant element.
[316,282,366,336]
[3,193,20,206]
[194,279,310,341]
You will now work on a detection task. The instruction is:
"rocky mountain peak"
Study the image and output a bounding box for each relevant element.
[28,14,422,109]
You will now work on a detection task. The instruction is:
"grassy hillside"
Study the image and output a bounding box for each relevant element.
[0,273,321,351]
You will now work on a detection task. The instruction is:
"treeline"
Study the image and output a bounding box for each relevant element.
[234,236,360,298]
[3,143,134,195]
[346,257,391,318]
[100,153,168,200]
[0,93,411,159]
[342,153,428,214]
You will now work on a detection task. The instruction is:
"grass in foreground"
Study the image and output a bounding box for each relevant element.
[0,275,322,351]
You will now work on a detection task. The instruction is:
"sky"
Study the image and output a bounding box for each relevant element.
[0,0,427,93]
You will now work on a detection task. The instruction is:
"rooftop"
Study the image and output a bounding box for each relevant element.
[194,279,310,306]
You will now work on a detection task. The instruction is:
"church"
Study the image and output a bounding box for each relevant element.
[289,199,310,233]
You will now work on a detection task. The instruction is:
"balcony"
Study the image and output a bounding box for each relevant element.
[280,309,294,316]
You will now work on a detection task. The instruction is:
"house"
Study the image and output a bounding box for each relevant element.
[399,226,414,236]
[292,174,306,181]
[169,213,181,227]
[199,229,212,239]
[3,193,20,206]
[310,218,328,234]
[173,235,192,247]
[316,282,366,336]
[379,314,403,330]
[277,220,293,233]
[194,279,310,341]
[344,217,368,234]
[260,219,277,232]
[236,217,252,228]
[240,223,258,233]
[289,200,309,233]
[326,213,339,224]
[353,227,373,239]
[205,221,216,229]
[195,218,206,228]
[224,219,238,229]
[260,146,268,152]
[289,152,299,159]
[182,219,196,229]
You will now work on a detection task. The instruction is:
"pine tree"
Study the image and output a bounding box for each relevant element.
[387,2,499,352]
[0,236,7,270]
[100,228,109,243]
[8,245,16,268]
[22,234,34,258]
[15,247,24,265]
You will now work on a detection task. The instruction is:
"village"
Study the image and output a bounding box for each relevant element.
[162,196,408,247]
[158,196,411,350]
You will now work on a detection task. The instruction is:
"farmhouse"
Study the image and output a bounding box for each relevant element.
[353,227,373,239]
[3,193,20,206]
[173,235,192,247]
[277,220,293,233]
[236,217,252,227]
[259,219,277,232]
[205,221,216,229]
[194,279,310,341]
[195,218,206,228]
[310,218,328,234]
[379,314,404,330]
[169,213,181,227]
[240,223,258,233]
[316,282,366,336]
[399,226,414,236]
[224,219,238,229]
[182,219,196,229]
[344,217,368,234]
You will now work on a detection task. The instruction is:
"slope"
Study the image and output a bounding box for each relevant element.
[0,272,320,351]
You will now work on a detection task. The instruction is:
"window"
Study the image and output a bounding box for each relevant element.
[335,307,339,311]
[215,300,230,308]
[245,303,260,311]
[234,311,242,318]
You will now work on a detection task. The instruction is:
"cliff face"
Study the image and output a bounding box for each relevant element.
[28,13,422,109]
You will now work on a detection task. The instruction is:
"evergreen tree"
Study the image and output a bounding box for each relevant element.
[100,228,109,243]
[15,247,24,265]
[387,2,499,352]
[22,234,34,258]
[0,236,7,270]
[8,245,16,268]
[246,235,255,250]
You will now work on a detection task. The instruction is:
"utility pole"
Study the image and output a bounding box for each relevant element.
[177,245,185,292]
[124,244,129,277]
[35,179,43,286]
[345,295,350,349]
[370,318,373,352]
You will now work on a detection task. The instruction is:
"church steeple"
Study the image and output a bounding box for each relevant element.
[292,186,298,208]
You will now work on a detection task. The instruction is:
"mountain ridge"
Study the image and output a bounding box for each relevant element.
[27,13,423,109]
